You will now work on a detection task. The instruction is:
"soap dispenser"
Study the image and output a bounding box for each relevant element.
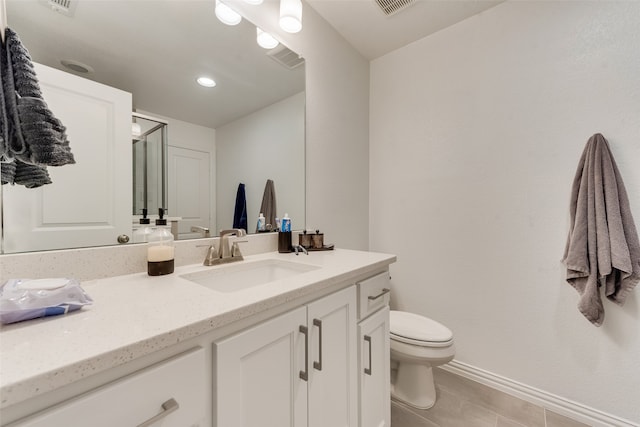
[147,208,174,276]
[133,208,153,243]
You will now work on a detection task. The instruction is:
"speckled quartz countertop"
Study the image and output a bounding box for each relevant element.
[0,249,395,409]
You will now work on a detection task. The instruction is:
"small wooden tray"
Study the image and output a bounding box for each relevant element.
[304,244,334,251]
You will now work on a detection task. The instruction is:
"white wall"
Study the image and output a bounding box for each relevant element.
[137,109,216,230]
[216,93,305,232]
[370,1,640,423]
[227,0,370,250]
[138,109,216,153]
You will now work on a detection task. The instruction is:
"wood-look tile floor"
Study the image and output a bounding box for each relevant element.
[390,368,591,427]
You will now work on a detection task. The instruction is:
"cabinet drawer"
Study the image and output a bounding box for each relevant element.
[11,348,207,427]
[357,271,390,320]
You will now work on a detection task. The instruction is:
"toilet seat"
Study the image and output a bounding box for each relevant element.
[390,311,453,348]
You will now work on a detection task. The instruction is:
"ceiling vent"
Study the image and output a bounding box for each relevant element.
[40,0,77,17]
[266,45,305,70]
[374,0,416,16]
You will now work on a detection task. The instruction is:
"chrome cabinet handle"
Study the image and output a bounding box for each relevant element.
[313,319,323,371]
[368,288,390,301]
[299,325,309,381]
[364,335,372,376]
[137,398,179,427]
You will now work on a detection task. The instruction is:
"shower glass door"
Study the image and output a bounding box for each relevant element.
[132,113,168,217]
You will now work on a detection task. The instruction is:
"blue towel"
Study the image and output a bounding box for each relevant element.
[233,183,248,232]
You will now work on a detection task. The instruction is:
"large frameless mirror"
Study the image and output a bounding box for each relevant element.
[1,0,305,254]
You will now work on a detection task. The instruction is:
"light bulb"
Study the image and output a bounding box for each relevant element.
[215,0,242,26]
[256,28,279,49]
[279,0,302,33]
[196,77,217,88]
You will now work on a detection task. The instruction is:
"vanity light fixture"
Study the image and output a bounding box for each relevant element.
[243,0,263,4]
[215,0,242,26]
[256,28,279,49]
[196,76,217,88]
[279,0,302,33]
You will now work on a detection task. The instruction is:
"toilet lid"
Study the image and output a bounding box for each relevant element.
[390,311,453,345]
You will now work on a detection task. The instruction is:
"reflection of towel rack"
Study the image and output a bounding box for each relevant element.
[1,0,7,43]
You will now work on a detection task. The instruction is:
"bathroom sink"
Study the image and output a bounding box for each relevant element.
[180,259,320,293]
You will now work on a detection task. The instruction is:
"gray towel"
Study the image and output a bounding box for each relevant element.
[0,29,9,161]
[258,179,277,232]
[1,28,74,188]
[13,159,52,188]
[562,133,640,326]
[1,160,17,185]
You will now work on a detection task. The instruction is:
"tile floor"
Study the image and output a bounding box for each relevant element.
[391,368,590,427]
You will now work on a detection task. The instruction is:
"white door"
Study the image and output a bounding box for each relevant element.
[167,146,210,238]
[307,286,358,427]
[2,63,132,253]
[359,307,390,427]
[214,306,308,427]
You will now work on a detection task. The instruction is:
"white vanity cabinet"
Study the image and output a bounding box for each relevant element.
[357,272,391,427]
[8,348,207,427]
[214,285,358,427]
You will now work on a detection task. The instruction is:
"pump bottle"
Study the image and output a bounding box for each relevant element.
[147,208,174,276]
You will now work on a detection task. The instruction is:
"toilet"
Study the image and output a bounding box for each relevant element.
[390,310,455,409]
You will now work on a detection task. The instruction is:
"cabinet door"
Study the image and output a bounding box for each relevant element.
[3,63,132,253]
[215,306,308,427]
[307,286,358,427]
[359,307,390,427]
[11,348,207,427]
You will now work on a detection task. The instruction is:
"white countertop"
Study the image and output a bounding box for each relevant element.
[0,249,395,409]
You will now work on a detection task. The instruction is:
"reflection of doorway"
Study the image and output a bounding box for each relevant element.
[168,147,211,239]
[2,63,132,253]
[132,113,167,217]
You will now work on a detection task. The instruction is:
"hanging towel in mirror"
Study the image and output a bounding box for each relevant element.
[562,133,640,326]
[1,28,74,188]
[259,179,277,232]
[233,183,248,233]
[1,159,52,188]
[1,30,10,168]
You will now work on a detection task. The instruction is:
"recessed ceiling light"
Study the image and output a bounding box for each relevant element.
[60,59,94,74]
[196,77,217,88]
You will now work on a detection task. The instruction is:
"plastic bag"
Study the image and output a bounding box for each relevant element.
[0,278,93,324]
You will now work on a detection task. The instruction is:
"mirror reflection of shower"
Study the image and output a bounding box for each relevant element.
[132,113,168,218]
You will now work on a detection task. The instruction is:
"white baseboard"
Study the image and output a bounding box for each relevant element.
[441,361,639,427]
